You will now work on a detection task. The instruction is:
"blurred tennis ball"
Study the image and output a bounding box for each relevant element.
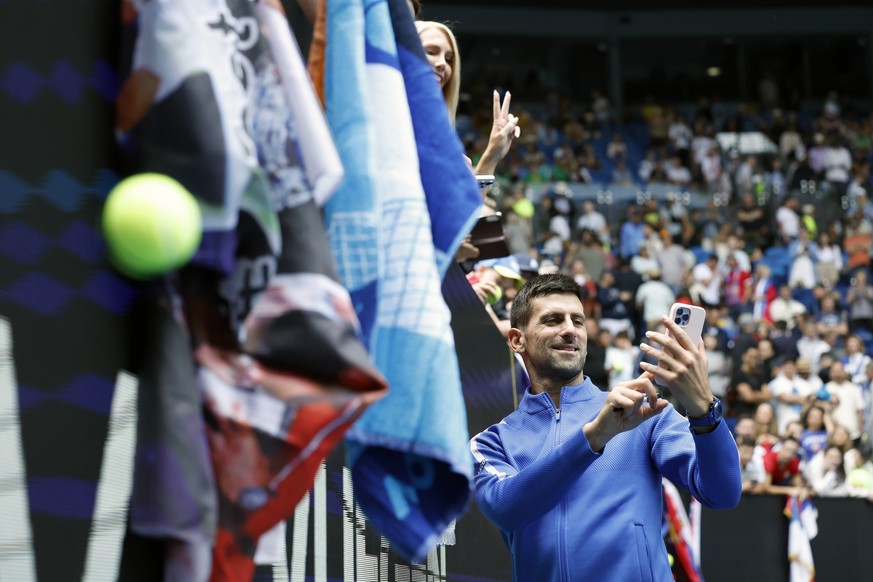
[102,173,201,279]
[512,198,535,218]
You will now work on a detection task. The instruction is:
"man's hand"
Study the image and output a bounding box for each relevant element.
[583,374,668,452]
[639,314,713,417]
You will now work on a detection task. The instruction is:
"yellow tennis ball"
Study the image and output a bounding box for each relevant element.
[513,198,535,218]
[487,285,503,305]
[102,173,202,279]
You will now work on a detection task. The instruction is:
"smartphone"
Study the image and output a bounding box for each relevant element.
[469,212,510,260]
[653,303,706,387]
[476,174,496,189]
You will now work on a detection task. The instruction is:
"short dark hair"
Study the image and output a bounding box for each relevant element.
[409,0,423,17]
[510,273,584,329]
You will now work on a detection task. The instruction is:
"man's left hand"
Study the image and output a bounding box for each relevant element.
[639,315,713,417]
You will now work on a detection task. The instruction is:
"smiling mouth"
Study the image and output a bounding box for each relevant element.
[553,345,578,352]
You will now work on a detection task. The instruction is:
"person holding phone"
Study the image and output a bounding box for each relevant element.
[415,20,519,265]
[470,274,740,581]
[415,21,520,180]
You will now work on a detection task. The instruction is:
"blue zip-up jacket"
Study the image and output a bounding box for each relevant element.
[470,378,741,581]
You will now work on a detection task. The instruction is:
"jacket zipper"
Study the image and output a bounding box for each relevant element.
[555,396,569,581]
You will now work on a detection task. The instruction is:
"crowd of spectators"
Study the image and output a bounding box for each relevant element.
[460,85,873,503]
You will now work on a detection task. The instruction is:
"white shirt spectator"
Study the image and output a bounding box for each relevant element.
[635,278,676,327]
[827,379,865,440]
[770,371,815,435]
[669,120,692,151]
[691,261,721,306]
[824,145,852,183]
[768,296,807,329]
[776,205,800,240]
[576,210,607,236]
[666,163,692,186]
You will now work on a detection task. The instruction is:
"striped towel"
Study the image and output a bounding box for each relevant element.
[317,0,478,560]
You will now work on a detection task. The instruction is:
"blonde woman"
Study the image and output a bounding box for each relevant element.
[415,20,519,176]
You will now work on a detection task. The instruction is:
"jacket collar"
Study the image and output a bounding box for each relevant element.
[519,377,600,414]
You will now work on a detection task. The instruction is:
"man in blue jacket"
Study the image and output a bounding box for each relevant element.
[470,274,741,581]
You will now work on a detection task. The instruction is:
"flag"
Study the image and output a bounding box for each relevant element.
[117,1,387,579]
[316,0,475,561]
[662,479,703,582]
[785,496,816,582]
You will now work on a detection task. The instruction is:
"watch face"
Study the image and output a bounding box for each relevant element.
[712,399,724,421]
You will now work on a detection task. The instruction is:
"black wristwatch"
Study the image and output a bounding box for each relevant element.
[687,397,723,429]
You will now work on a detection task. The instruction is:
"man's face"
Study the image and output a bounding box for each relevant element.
[515,293,588,382]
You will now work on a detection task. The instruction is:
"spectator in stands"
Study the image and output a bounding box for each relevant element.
[758,337,778,380]
[769,284,807,330]
[705,334,731,402]
[737,192,771,250]
[637,150,658,184]
[751,263,778,322]
[606,131,628,160]
[611,157,634,187]
[824,134,853,196]
[574,200,609,245]
[630,244,660,281]
[729,347,773,420]
[799,403,833,461]
[771,358,816,435]
[808,133,829,176]
[735,155,759,194]
[668,113,693,167]
[596,270,634,340]
[796,356,824,396]
[657,231,690,294]
[666,155,692,187]
[843,212,873,275]
[796,322,831,376]
[842,333,872,385]
[775,195,801,245]
[583,321,610,392]
[845,270,873,334]
[787,229,817,289]
[860,361,873,443]
[604,331,639,391]
[846,442,873,500]
[690,254,721,308]
[635,268,675,334]
[731,313,759,360]
[816,293,849,348]
[723,253,753,322]
[764,157,788,204]
[504,208,533,256]
[759,435,808,497]
[805,444,849,497]
[825,361,865,445]
[737,435,764,493]
[567,228,609,283]
[753,402,780,448]
[618,205,646,259]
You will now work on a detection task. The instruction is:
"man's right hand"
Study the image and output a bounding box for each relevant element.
[583,373,667,452]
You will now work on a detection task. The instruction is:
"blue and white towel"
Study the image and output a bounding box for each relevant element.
[321,0,476,561]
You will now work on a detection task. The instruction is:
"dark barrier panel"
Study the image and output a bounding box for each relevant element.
[703,494,873,582]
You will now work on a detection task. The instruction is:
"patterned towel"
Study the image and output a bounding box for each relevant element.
[317,0,478,561]
[117,1,386,579]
